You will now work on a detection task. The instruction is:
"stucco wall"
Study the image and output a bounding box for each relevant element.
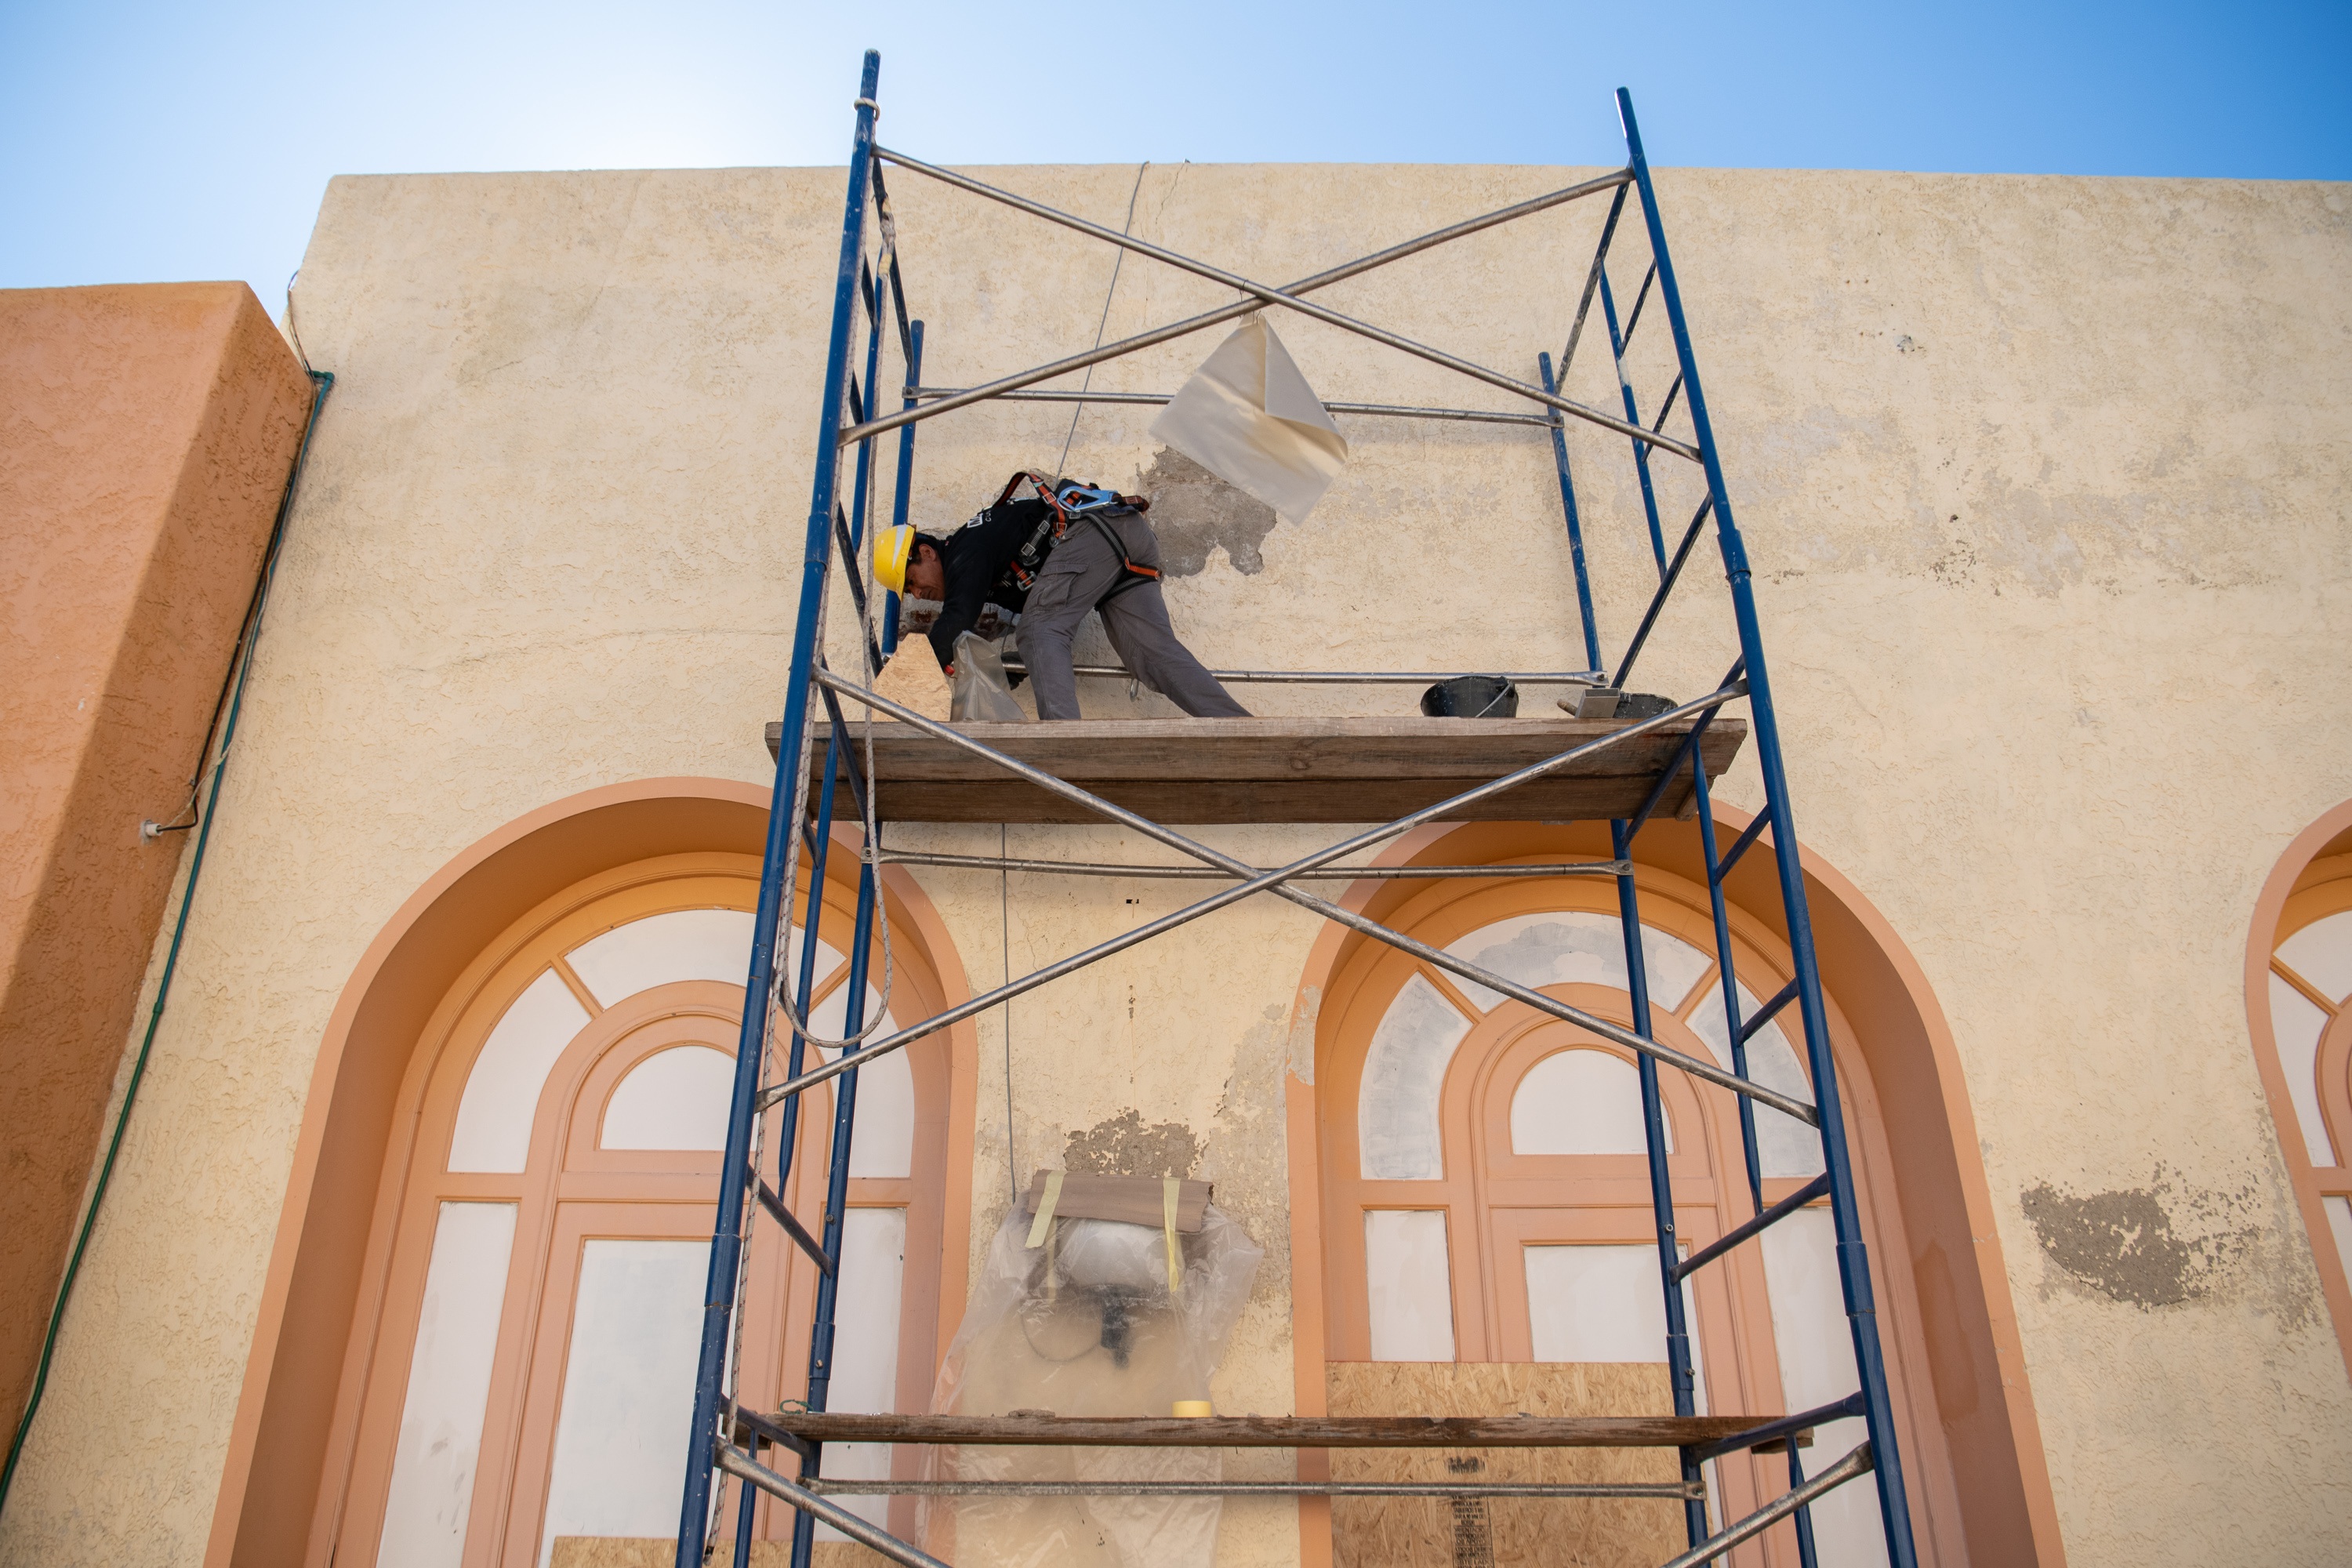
[2,158,2347,1567]
[0,282,313,1442]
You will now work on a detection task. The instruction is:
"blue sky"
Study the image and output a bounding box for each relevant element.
[2,0,2345,309]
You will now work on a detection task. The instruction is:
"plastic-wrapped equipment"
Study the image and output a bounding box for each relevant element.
[919,1175,1263,1568]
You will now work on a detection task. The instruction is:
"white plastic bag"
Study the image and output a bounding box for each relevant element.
[950,631,1027,723]
[917,1198,1264,1567]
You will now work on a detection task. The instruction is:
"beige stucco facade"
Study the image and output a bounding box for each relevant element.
[2,155,2347,1566]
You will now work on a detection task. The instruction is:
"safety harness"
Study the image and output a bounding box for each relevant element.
[975,470,1161,608]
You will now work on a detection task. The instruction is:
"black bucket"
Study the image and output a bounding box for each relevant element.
[1420,675,1519,718]
[1617,691,1674,720]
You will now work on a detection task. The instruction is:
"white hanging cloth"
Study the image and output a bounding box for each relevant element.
[1149,314,1348,524]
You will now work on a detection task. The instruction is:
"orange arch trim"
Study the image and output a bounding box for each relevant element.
[202,777,978,1568]
[2242,799,2352,1383]
[1279,814,2064,1568]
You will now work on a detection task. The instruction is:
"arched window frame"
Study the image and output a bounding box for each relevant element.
[1301,840,1979,1568]
[2245,809,2352,1378]
[310,846,961,1566]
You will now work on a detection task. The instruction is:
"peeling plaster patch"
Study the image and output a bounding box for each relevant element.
[1131,446,1279,577]
[1287,985,1321,1084]
[1201,1004,1295,1302]
[2020,1167,2262,1308]
[1063,1109,1202,1178]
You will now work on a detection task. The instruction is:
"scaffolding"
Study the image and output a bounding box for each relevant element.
[676,49,1919,1568]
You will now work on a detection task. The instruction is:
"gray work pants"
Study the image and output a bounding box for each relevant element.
[1014,513,1252,721]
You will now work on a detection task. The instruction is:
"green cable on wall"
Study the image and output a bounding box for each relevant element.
[0,368,334,1515]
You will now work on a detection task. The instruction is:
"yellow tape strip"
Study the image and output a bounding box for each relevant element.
[1025,1171,1063,1249]
[1163,1178,1182,1294]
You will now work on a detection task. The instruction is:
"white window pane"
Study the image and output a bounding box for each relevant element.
[601,1045,735,1150]
[1524,1244,1696,1377]
[2268,975,2337,1164]
[813,1030,916,1180]
[565,909,758,1007]
[2325,1197,2352,1287]
[378,1203,516,1568]
[1359,977,1471,1180]
[1759,1209,1888,1568]
[450,971,590,1173]
[815,1207,908,1539]
[1512,1048,1668,1154]
[2278,911,2352,1005]
[1443,913,1711,1014]
[537,1240,709,1568]
[1686,982,1824,1179]
[1365,1210,1455,1360]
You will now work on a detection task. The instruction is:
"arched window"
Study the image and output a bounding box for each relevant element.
[2247,810,2352,1368]
[1317,857,1965,1568]
[322,852,959,1566]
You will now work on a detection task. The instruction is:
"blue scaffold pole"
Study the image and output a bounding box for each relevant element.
[1615,85,1919,1568]
[675,48,881,1568]
[1537,350,1603,672]
[881,319,924,657]
[786,858,881,1568]
[1610,822,1711,1547]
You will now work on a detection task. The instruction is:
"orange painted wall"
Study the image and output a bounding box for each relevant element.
[0,282,314,1431]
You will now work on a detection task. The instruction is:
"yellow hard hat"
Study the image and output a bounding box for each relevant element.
[873,524,916,594]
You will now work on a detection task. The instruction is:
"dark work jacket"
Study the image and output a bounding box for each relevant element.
[925,498,1051,670]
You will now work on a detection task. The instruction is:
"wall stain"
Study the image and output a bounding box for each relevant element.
[2019,1166,2262,1308]
[1133,446,1279,577]
[1063,1109,1202,1178]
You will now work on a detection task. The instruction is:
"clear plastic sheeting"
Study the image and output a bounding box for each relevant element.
[950,631,1027,722]
[919,1198,1263,1568]
[1149,314,1349,525]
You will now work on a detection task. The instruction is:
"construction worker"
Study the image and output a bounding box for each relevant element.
[874,472,1250,721]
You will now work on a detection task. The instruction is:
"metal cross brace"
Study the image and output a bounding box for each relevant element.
[836,155,1699,460]
[755,671,1816,1127]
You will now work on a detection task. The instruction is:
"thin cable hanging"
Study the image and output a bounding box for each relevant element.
[1051,160,1151,482]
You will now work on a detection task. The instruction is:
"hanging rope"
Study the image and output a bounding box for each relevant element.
[1052,160,1152,482]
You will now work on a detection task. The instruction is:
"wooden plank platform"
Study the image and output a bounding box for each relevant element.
[763,716,1744,825]
[755,1412,1795,1450]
